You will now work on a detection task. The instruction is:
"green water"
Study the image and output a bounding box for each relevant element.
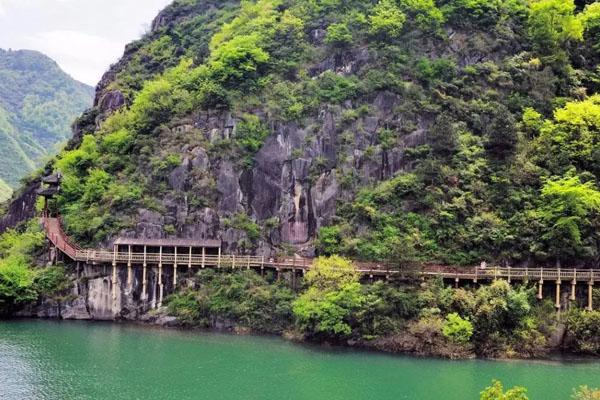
[0,321,599,400]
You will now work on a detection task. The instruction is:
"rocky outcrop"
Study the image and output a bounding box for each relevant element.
[0,179,39,234]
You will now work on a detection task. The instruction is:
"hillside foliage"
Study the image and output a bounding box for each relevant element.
[0,49,93,195]
[35,0,600,269]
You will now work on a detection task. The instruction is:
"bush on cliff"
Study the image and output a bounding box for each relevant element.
[0,221,69,314]
[166,269,295,333]
[566,309,600,355]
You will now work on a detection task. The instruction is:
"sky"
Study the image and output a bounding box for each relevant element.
[0,0,173,86]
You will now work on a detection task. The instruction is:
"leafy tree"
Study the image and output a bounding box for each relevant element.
[325,22,353,47]
[536,174,600,263]
[399,0,444,31]
[573,386,600,400]
[442,312,473,344]
[480,380,529,400]
[580,3,600,54]
[369,0,406,40]
[566,309,600,354]
[293,256,365,337]
[535,95,600,175]
[528,0,583,58]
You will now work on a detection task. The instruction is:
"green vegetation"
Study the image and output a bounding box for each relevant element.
[164,256,558,359]
[0,178,11,203]
[480,380,528,400]
[166,269,294,333]
[21,0,598,271]
[293,256,365,337]
[0,49,93,188]
[479,381,600,400]
[0,220,70,315]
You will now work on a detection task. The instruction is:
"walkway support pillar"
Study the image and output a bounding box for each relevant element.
[142,263,147,302]
[537,279,544,300]
[588,281,594,311]
[571,279,577,302]
[555,279,561,310]
[127,245,132,290]
[142,246,147,302]
[173,247,178,287]
[158,246,163,308]
[201,247,206,269]
[112,244,117,301]
[217,247,221,269]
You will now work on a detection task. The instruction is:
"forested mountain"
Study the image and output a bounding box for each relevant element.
[0,49,93,198]
[6,0,600,269]
[0,178,11,203]
[4,0,600,359]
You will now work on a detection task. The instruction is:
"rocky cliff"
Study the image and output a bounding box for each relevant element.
[5,0,600,268]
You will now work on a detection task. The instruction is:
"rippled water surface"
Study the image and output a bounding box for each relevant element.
[1,320,599,400]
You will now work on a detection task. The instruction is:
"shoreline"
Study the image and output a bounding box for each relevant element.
[4,316,599,365]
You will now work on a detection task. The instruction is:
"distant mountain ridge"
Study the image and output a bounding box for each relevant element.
[0,49,93,199]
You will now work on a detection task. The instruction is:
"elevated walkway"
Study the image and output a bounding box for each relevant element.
[42,216,598,310]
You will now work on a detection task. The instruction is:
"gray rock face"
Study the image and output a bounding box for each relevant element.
[0,180,38,234]
[98,90,125,114]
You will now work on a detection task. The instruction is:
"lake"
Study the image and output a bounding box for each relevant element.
[0,320,598,399]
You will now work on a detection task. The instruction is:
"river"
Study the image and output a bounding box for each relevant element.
[0,320,599,400]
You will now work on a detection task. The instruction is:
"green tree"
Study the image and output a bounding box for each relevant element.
[536,174,600,263]
[528,0,583,58]
[480,380,529,400]
[442,312,473,344]
[369,0,406,40]
[573,386,600,400]
[325,22,353,47]
[293,256,365,337]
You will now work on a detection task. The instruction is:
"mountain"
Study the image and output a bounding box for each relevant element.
[0,178,10,203]
[0,49,94,195]
[5,0,600,268]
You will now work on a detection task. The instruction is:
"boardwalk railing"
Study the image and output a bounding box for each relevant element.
[42,217,600,281]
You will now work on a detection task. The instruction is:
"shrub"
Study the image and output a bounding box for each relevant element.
[325,22,353,47]
[566,309,600,354]
[573,386,600,400]
[369,0,406,40]
[480,380,529,400]
[442,312,473,344]
[293,256,365,337]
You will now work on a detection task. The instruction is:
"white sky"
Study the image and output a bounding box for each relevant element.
[0,0,174,86]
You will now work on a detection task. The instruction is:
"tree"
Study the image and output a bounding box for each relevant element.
[293,256,365,337]
[528,0,583,58]
[480,380,529,400]
[369,0,406,40]
[573,386,600,400]
[535,95,600,175]
[442,312,473,344]
[537,174,600,263]
[580,3,600,54]
[325,22,353,48]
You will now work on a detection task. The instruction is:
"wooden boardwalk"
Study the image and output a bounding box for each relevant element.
[42,217,597,309]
